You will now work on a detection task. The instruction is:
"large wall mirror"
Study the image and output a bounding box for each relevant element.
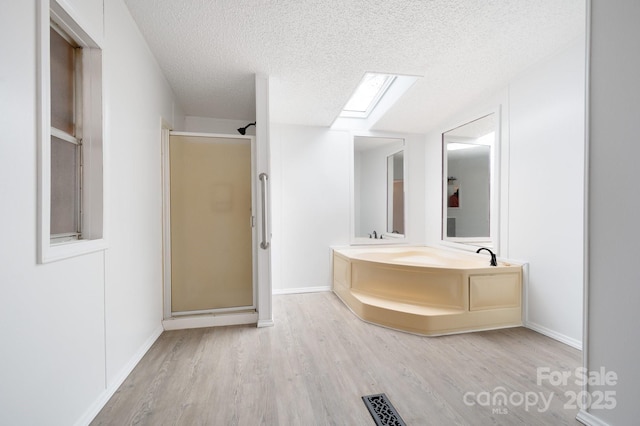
[442,112,498,248]
[353,136,405,243]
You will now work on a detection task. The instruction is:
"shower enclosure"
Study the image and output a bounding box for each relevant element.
[164,132,257,318]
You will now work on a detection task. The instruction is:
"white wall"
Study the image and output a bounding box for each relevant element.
[0,1,183,424]
[103,0,184,394]
[405,134,427,245]
[583,1,640,425]
[508,40,585,347]
[270,125,352,293]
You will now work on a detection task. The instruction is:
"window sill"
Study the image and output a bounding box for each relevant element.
[39,238,107,264]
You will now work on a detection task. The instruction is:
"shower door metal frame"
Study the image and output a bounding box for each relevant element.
[162,130,258,320]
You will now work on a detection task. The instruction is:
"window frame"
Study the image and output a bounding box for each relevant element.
[49,23,82,242]
[37,0,106,263]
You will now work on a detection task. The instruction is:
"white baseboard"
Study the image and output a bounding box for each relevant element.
[272,285,331,295]
[162,312,258,330]
[524,320,582,350]
[576,409,611,426]
[74,324,163,426]
[257,319,274,328]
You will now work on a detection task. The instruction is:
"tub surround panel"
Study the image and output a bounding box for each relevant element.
[469,273,521,311]
[333,254,351,289]
[332,246,522,336]
[351,263,466,310]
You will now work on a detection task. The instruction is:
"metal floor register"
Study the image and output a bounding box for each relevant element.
[361,393,407,426]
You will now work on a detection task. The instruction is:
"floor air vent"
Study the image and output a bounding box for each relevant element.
[362,393,406,426]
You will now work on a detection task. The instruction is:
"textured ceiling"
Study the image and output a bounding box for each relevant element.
[124,0,585,134]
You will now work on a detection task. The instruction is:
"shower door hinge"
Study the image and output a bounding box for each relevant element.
[251,216,256,228]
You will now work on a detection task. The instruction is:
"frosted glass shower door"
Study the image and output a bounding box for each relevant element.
[169,134,254,313]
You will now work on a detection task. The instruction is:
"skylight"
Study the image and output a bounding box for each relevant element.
[340,73,396,118]
[331,72,420,130]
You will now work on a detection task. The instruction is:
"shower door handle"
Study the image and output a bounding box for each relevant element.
[259,173,270,249]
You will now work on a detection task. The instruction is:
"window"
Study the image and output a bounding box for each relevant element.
[50,24,81,243]
[38,0,105,262]
[332,72,419,130]
[340,73,396,118]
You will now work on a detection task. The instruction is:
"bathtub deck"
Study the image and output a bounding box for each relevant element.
[332,247,523,336]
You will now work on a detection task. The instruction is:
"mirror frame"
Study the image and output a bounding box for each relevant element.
[441,107,501,251]
[350,132,408,245]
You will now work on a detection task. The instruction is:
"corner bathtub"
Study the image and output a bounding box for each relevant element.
[332,246,522,336]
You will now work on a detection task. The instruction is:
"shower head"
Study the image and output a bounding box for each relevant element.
[237,122,256,135]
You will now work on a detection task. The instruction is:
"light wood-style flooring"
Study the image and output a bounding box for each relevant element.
[92,292,582,425]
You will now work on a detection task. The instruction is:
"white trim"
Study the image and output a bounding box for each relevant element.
[42,239,107,263]
[161,125,171,320]
[257,319,275,328]
[272,286,332,295]
[521,262,529,327]
[576,409,611,426]
[255,74,273,326]
[37,0,52,262]
[250,134,259,311]
[50,0,102,48]
[524,320,582,350]
[73,325,163,426]
[581,0,592,412]
[162,312,258,331]
[171,305,255,316]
